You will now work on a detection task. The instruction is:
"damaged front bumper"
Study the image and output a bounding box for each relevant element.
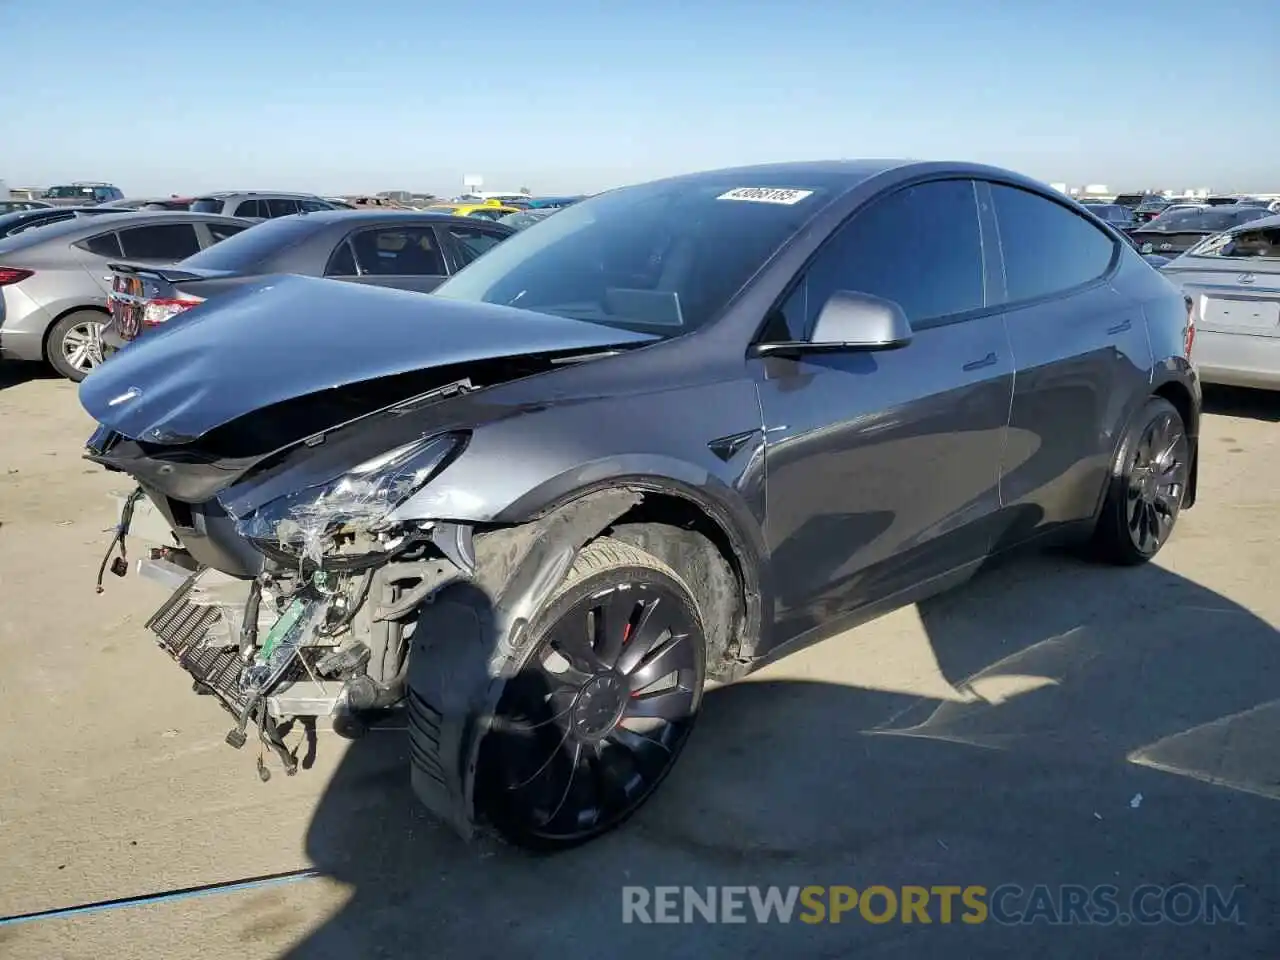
[97,481,649,840]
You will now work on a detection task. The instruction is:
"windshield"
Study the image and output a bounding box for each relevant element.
[189,198,226,213]
[44,185,99,199]
[179,216,312,271]
[1135,198,1169,212]
[432,178,831,335]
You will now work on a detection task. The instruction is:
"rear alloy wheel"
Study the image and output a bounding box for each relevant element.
[1094,396,1190,565]
[47,311,106,381]
[477,538,706,850]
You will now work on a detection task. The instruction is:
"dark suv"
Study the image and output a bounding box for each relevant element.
[42,182,125,207]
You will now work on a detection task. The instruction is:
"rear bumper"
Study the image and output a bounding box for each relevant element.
[0,286,51,362]
[1194,330,1280,391]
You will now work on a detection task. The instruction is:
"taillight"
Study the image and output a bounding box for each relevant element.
[0,266,34,286]
[142,296,205,327]
[1183,294,1196,359]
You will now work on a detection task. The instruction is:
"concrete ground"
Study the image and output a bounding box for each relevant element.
[0,360,1277,959]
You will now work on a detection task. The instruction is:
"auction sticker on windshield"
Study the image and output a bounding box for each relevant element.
[717,187,814,205]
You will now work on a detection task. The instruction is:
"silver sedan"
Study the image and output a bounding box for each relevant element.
[0,211,251,381]
[1162,213,1280,390]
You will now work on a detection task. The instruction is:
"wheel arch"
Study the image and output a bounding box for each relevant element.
[41,302,108,361]
[407,474,770,842]
[1151,376,1199,508]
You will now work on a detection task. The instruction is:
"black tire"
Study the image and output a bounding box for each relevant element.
[46,310,106,382]
[475,537,706,851]
[1092,396,1190,565]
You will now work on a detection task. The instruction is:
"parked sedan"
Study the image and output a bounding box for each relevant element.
[100,197,196,211]
[0,206,131,239]
[1129,206,1275,258]
[102,210,514,350]
[0,211,252,380]
[1082,202,1139,233]
[0,200,54,214]
[81,160,1199,851]
[1162,213,1280,390]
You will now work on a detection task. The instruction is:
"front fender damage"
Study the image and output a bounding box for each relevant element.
[406,488,643,840]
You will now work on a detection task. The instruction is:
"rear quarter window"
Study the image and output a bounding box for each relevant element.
[76,232,124,258]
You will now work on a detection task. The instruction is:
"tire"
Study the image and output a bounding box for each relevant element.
[1092,396,1190,565]
[474,536,707,851]
[46,310,106,382]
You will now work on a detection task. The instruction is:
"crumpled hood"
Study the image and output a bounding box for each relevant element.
[79,274,658,443]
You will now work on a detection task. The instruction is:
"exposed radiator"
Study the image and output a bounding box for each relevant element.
[146,575,250,716]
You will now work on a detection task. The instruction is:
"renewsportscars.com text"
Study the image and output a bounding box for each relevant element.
[621,884,1244,926]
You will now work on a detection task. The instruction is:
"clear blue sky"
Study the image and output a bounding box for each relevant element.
[4,0,1275,196]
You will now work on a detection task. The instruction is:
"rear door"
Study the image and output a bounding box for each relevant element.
[327,223,449,292]
[983,181,1153,544]
[1163,224,1280,384]
[756,178,1014,636]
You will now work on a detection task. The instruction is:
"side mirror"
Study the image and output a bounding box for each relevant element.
[755,290,914,357]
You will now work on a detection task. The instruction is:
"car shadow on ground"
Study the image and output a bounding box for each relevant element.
[1201,384,1279,422]
[284,552,1279,960]
[0,360,55,391]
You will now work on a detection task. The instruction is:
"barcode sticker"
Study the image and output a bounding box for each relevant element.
[716,187,815,205]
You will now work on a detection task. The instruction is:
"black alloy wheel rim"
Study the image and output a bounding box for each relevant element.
[1125,411,1189,555]
[485,580,702,842]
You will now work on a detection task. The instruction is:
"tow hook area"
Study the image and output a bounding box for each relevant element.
[406,488,643,840]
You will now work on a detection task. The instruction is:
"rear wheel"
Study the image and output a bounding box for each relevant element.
[476,537,706,850]
[1093,396,1190,565]
[47,310,106,381]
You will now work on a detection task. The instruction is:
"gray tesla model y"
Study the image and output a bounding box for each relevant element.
[80,160,1200,850]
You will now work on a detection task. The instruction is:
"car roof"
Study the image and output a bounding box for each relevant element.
[195,191,325,199]
[0,210,254,251]
[268,209,516,229]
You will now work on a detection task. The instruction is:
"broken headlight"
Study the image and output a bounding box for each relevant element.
[234,432,466,567]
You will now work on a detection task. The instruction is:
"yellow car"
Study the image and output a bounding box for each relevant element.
[426,199,522,222]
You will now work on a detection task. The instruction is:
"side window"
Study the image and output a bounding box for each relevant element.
[77,232,123,258]
[447,225,504,267]
[799,178,985,335]
[325,240,358,276]
[233,199,262,218]
[989,183,1116,304]
[348,227,446,276]
[299,199,330,213]
[206,223,248,244]
[117,223,202,261]
[266,198,300,218]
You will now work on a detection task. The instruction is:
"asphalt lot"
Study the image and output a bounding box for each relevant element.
[1,360,1277,959]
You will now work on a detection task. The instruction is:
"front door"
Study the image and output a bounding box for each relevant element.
[755,178,1014,639]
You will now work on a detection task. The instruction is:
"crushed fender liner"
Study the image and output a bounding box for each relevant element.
[406,488,643,840]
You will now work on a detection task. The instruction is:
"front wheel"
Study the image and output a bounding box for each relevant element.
[475,537,706,851]
[1092,396,1190,565]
